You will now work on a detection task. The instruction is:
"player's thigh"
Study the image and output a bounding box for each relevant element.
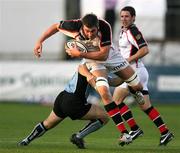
[43,111,64,129]
[108,74,124,87]
[137,67,149,91]
[115,65,135,80]
[86,62,108,77]
[91,69,108,78]
[88,64,112,103]
[81,104,108,122]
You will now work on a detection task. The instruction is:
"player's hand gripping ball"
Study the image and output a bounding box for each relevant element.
[65,39,88,53]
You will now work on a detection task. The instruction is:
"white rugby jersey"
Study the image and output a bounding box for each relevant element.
[118,24,148,68]
[58,18,121,64]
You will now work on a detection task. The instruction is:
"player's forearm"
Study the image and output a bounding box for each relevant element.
[78,64,96,88]
[78,64,91,77]
[80,45,110,61]
[38,23,59,43]
[80,50,109,61]
[128,46,149,62]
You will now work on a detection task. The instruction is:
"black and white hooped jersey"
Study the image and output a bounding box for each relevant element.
[118,24,148,68]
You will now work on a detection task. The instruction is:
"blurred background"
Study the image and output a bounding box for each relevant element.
[0,0,180,104]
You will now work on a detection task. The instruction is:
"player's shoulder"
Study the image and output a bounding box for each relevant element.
[128,24,144,38]
[128,24,141,34]
[60,19,82,30]
[99,19,111,29]
[99,18,109,24]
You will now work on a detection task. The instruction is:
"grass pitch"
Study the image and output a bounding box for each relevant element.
[0,102,179,153]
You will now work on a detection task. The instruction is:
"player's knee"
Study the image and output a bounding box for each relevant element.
[43,118,59,129]
[95,77,112,102]
[139,96,152,110]
[100,91,112,102]
[99,116,109,125]
[104,116,109,124]
[125,72,142,89]
[95,77,109,89]
[138,83,143,90]
[43,120,52,129]
[128,84,143,94]
[133,82,143,91]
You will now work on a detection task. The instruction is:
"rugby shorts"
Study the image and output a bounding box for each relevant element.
[53,91,91,120]
[82,54,129,73]
[119,66,149,92]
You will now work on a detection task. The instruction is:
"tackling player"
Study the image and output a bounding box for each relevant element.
[18,64,109,149]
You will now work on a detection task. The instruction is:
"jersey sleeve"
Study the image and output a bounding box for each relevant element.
[128,26,147,49]
[57,19,82,38]
[58,19,82,31]
[99,20,112,47]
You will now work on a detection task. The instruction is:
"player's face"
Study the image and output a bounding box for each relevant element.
[120,11,135,28]
[82,25,98,40]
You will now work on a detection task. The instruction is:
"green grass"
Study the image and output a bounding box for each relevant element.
[0,102,179,153]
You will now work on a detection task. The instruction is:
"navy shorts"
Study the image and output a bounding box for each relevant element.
[53,91,91,120]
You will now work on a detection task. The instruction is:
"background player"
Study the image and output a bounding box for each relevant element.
[113,6,174,146]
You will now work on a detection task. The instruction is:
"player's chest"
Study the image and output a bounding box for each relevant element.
[118,31,131,49]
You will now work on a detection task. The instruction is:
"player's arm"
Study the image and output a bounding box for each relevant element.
[80,45,110,61]
[127,46,149,63]
[66,45,110,61]
[78,63,96,88]
[127,27,149,63]
[34,23,59,58]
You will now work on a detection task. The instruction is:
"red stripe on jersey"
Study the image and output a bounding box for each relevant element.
[128,30,139,67]
[126,32,133,56]
[129,30,139,49]
[126,32,138,67]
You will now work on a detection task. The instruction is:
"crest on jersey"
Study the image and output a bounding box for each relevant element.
[136,34,141,40]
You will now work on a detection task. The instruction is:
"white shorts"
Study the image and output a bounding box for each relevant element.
[119,66,149,91]
[82,48,129,73]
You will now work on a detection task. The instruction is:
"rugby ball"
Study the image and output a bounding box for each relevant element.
[65,39,88,53]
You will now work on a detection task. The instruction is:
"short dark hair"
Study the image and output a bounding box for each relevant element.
[82,13,99,28]
[121,6,136,17]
